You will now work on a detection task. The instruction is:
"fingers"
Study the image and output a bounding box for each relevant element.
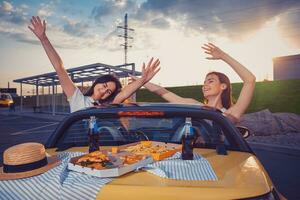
[32,16,39,25]
[208,42,217,48]
[149,59,161,75]
[201,46,210,51]
[142,58,160,75]
[146,57,154,68]
[28,25,34,32]
[37,16,42,24]
[30,18,35,27]
[153,58,160,67]
[30,16,44,27]
[144,58,160,70]
[202,43,216,51]
[153,66,161,75]
[150,59,160,71]
[206,57,217,60]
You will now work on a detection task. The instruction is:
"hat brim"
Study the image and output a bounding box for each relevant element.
[0,156,61,180]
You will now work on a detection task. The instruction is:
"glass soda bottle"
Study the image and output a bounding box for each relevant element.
[88,116,100,153]
[181,117,195,160]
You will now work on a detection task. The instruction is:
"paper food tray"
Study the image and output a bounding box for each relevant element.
[112,141,182,161]
[68,153,153,178]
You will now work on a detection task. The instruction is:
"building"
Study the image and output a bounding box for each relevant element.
[273,54,300,80]
[13,62,140,115]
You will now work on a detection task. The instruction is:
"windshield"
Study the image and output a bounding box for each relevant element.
[0,94,12,100]
[57,115,240,151]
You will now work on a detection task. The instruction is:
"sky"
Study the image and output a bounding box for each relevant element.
[0,0,300,95]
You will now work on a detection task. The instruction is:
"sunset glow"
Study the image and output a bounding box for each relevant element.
[0,0,299,94]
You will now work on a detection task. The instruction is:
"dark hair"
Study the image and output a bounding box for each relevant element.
[84,75,122,104]
[204,71,233,109]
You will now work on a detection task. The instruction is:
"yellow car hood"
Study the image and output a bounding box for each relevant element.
[47,147,274,200]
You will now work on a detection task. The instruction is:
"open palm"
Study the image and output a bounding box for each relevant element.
[140,57,161,83]
[28,16,47,41]
[201,43,225,60]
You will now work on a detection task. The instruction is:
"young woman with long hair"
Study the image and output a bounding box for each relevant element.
[29,16,160,112]
[131,43,256,123]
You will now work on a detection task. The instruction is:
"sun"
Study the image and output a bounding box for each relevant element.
[232,17,299,81]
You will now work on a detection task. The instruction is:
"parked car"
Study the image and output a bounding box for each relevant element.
[46,103,286,200]
[0,93,13,107]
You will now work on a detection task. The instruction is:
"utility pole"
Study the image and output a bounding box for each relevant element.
[117,13,135,102]
[117,13,134,64]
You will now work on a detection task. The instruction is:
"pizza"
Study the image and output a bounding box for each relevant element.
[124,143,175,154]
[120,154,145,165]
[76,151,114,170]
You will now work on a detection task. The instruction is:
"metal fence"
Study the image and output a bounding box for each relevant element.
[13,93,70,114]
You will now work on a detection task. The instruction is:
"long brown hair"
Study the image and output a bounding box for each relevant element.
[204,71,233,109]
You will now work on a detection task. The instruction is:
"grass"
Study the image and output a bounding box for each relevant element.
[136,79,300,114]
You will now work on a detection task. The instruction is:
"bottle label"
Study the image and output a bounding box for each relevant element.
[182,117,194,160]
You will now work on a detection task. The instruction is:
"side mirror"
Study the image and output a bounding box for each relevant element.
[236,126,251,139]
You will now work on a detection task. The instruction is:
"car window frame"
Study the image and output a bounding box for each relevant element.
[46,105,251,153]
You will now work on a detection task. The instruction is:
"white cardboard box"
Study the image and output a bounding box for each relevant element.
[68,154,153,178]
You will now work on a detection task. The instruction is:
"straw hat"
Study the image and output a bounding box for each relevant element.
[0,142,61,180]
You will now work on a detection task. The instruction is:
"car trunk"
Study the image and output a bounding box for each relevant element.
[47,147,273,200]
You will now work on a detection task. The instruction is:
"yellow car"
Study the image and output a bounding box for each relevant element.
[46,103,286,200]
[0,93,14,107]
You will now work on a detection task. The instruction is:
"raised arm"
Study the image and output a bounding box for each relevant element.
[112,58,161,104]
[202,43,256,120]
[129,75,200,104]
[28,16,75,98]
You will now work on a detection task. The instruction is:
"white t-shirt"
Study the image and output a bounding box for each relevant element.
[68,88,95,113]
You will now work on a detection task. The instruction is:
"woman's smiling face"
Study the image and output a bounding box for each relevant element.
[92,81,116,100]
[202,74,224,98]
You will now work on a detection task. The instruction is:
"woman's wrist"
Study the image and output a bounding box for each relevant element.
[139,76,148,85]
[220,51,229,61]
[39,35,48,43]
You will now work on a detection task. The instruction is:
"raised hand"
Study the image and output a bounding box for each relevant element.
[128,74,138,84]
[201,43,226,60]
[28,16,47,41]
[140,57,161,83]
[112,57,160,104]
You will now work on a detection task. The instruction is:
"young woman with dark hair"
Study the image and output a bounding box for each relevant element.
[131,43,256,123]
[29,16,160,112]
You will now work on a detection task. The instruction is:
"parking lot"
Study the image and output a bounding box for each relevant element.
[0,114,59,164]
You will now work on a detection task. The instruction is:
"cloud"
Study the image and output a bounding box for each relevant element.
[102,29,124,51]
[1,1,13,12]
[3,0,300,51]
[278,8,300,48]
[150,18,170,29]
[0,1,28,25]
[0,21,37,44]
[38,8,53,17]
[61,17,90,37]
[91,0,138,23]
[132,0,300,41]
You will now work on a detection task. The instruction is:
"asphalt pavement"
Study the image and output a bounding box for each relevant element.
[0,114,59,162]
[251,147,300,200]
